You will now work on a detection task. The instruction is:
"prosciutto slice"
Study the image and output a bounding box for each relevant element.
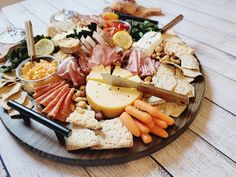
[89,45,125,68]
[125,49,158,77]
[57,57,86,88]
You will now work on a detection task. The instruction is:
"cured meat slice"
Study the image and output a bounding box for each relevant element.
[39,84,68,107]
[57,57,86,87]
[34,81,60,92]
[89,45,125,68]
[47,88,70,119]
[42,84,69,114]
[35,81,65,103]
[33,81,62,98]
[125,50,158,77]
[56,88,75,122]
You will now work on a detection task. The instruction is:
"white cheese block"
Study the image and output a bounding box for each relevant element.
[133,31,162,57]
[86,80,142,118]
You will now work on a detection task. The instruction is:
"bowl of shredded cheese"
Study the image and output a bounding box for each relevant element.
[16,55,61,93]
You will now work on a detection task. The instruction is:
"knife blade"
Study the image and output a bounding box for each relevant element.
[101,74,189,105]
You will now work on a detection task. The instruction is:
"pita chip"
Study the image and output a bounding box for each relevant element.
[0,83,22,100]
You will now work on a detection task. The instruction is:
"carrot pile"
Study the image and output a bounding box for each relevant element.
[119,100,174,144]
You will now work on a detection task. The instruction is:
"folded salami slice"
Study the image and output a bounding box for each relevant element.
[56,88,75,122]
[42,84,69,114]
[34,81,61,92]
[33,81,62,98]
[35,81,65,103]
[39,85,66,107]
[47,88,70,119]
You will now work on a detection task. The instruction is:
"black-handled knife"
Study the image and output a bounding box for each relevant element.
[7,100,72,138]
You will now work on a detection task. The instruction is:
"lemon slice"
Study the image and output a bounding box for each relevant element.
[35,39,55,55]
[113,31,133,50]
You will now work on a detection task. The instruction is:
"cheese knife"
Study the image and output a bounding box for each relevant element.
[101,74,189,105]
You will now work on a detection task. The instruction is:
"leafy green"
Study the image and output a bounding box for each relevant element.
[0,35,51,73]
[128,20,160,41]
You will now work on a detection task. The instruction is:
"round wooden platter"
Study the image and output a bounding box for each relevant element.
[0,64,205,166]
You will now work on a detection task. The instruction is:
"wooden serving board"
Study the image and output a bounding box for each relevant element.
[0,61,205,166]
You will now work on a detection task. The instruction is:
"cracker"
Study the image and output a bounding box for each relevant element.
[164,41,194,57]
[0,79,16,88]
[92,118,133,149]
[152,64,177,91]
[66,108,102,130]
[180,55,199,70]
[182,68,202,78]
[175,79,194,97]
[0,83,22,100]
[155,102,187,118]
[66,126,99,150]
[175,68,194,83]
[2,71,17,80]
[146,96,166,105]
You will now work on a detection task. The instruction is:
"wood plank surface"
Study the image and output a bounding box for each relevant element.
[167,0,236,23]
[139,0,236,57]
[0,0,236,176]
[152,130,236,177]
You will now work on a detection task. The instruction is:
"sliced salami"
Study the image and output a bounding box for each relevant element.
[42,84,69,114]
[34,81,61,92]
[33,81,62,98]
[48,89,70,119]
[35,81,65,103]
[56,88,75,122]
[39,84,68,107]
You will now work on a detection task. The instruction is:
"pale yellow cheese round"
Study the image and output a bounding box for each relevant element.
[86,80,142,118]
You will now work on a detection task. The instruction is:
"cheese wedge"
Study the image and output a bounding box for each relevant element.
[133,31,162,57]
[105,65,111,74]
[86,65,108,82]
[86,80,142,118]
[128,75,142,83]
[112,66,133,78]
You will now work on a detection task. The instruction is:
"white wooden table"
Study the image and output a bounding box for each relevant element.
[0,0,236,176]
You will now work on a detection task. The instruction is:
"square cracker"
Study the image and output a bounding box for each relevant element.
[174,79,195,98]
[92,118,133,150]
[66,108,102,130]
[66,127,99,151]
[180,55,199,71]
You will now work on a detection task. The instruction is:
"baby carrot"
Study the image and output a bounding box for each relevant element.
[134,120,150,134]
[150,125,168,138]
[140,133,152,144]
[134,100,174,126]
[120,112,141,137]
[152,118,168,129]
[145,120,155,129]
[125,105,152,124]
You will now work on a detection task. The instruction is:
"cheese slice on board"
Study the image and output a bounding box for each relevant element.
[112,66,133,78]
[86,80,142,118]
[86,65,108,82]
